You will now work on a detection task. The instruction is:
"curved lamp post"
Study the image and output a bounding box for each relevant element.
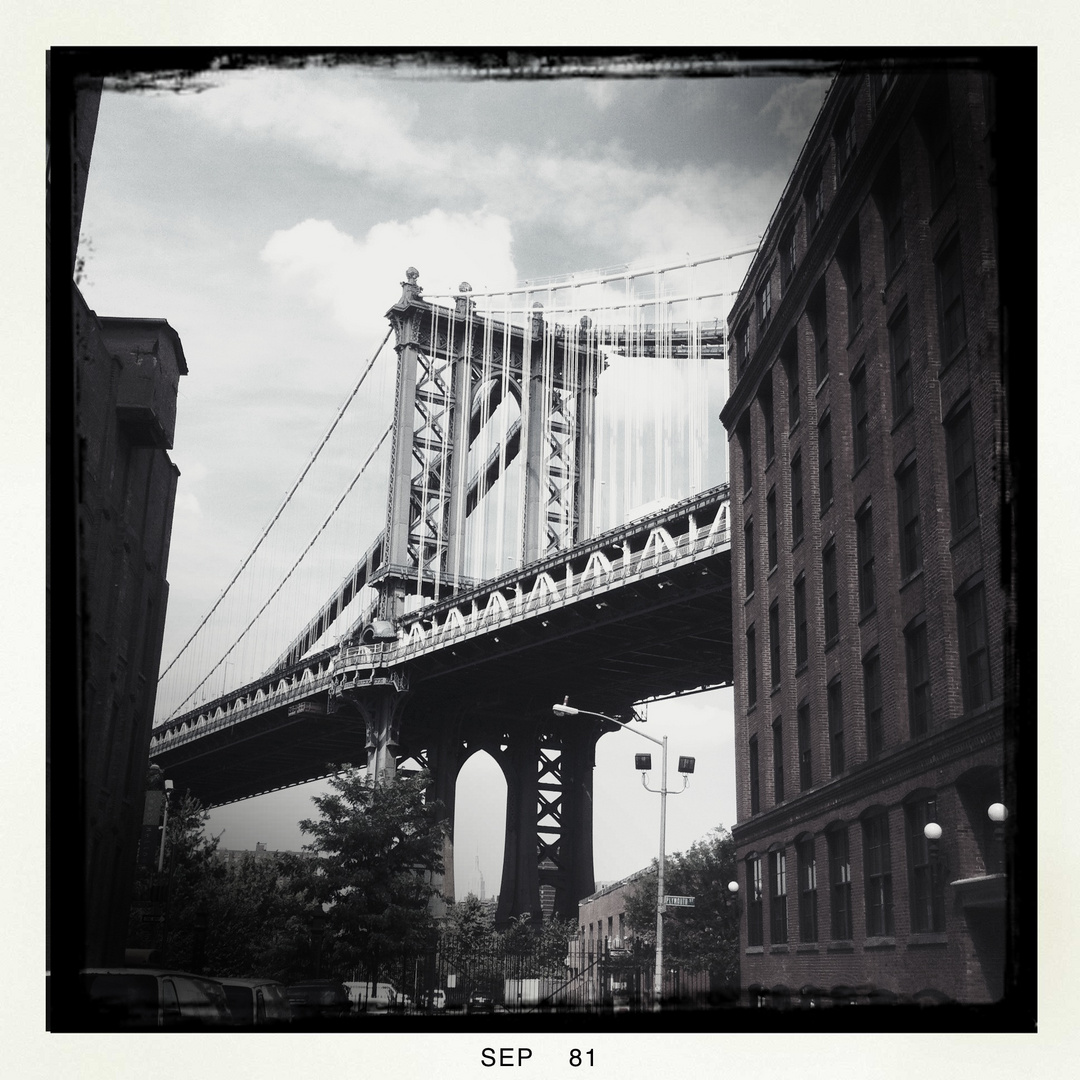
[552,701,694,1010]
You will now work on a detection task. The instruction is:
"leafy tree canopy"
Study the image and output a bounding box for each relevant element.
[623,826,740,985]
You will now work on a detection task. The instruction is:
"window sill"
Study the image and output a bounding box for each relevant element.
[767,563,778,580]
[826,940,855,953]
[939,343,968,380]
[765,454,776,472]
[899,568,924,592]
[744,590,755,606]
[819,498,834,518]
[795,662,808,677]
[742,487,753,503]
[788,417,801,439]
[864,936,896,950]
[771,683,782,697]
[851,457,869,482]
[890,405,914,434]
[769,945,790,955]
[907,932,947,948]
[858,605,877,626]
[745,946,765,955]
[949,520,981,548]
[796,944,819,953]
[824,635,839,653]
[884,257,907,291]
[846,322,864,349]
[815,374,830,397]
[791,535,804,554]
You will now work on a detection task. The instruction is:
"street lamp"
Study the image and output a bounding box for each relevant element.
[552,700,695,1010]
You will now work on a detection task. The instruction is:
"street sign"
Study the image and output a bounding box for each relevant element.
[663,895,695,907]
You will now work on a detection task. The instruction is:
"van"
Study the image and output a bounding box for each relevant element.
[218,978,292,1026]
[80,968,232,1029]
[344,981,411,1014]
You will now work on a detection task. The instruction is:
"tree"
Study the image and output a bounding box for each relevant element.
[299,766,448,982]
[126,792,322,982]
[623,826,740,989]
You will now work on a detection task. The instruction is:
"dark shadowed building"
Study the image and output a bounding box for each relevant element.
[720,62,1020,1005]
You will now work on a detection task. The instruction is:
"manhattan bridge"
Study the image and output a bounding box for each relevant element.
[149,255,742,925]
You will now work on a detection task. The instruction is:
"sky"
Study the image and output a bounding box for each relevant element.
[75,56,832,897]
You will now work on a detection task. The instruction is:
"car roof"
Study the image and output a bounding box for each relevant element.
[81,968,217,979]
[217,978,283,988]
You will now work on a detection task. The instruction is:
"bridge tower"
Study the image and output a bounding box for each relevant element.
[358,268,605,921]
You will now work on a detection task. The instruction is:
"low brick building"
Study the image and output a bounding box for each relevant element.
[719,62,1022,1005]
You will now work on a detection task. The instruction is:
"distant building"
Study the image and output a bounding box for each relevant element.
[573,869,710,1004]
[720,63,1017,1004]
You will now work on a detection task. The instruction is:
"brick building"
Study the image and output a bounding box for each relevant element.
[719,63,1020,1004]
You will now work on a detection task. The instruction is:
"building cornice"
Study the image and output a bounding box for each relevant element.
[732,703,1004,849]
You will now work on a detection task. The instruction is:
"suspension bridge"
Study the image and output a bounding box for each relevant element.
[149,255,742,923]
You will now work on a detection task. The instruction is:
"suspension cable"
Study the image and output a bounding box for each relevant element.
[158,327,393,683]
[167,421,393,718]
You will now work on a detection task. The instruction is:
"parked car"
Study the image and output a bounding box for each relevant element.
[467,991,494,1015]
[80,968,232,1029]
[344,981,412,1014]
[217,978,292,1026]
[285,980,351,1021]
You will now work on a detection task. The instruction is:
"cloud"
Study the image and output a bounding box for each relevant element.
[260,210,519,337]
[173,68,795,272]
[759,78,832,148]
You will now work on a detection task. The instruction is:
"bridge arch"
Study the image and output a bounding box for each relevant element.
[452,747,508,906]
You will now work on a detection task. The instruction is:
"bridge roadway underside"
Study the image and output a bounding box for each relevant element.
[155,547,732,809]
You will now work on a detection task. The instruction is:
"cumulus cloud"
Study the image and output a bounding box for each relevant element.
[260,209,519,337]
[172,67,791,272]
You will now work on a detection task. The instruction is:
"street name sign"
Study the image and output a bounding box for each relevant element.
[664,895,695,907]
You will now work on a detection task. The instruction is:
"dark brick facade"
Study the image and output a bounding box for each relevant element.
[77,292,187,965]
[720,64,1015,1004]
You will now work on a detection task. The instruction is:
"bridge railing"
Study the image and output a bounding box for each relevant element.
[151,484,730,753]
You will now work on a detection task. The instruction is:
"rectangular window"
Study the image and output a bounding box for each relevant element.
[748,734,760,814]
[738,321,751,376]
[863,650,884,759]
[863,813,894,937]
[836,108,857,177]
[842,232,863,336]
[739,421,752,495]
[906,798,945,932]
[746,625,758,710]
[827,676,844,776]
[823,542,839,645]
[818,414,833,509]
[925,89,956,208]
[794,575,808,670]
[810,293,828,385]
[797,699,812,790]
[772,715,784,804]
[781,224,797,289]
[946,402,978,534]
[770,849,788,945]
[784,348,800,430]
[828,827,853,941]
[879,158,905,279]
[791,454,804,545]
[763,394,775,463]
[747,857,764,945]
[958,580,992,712]
[936,236,967,361]
[744,519,755,595]
[766,490,778,570]
[759,277,772,332]
[769,601,781,691]
[905,618,931,737]
[806,169,824,237]
[897,458,922,578]
[797,837,818,943]
[889,306,913,418]
[851,364,869,469]
[856,502,875,614]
